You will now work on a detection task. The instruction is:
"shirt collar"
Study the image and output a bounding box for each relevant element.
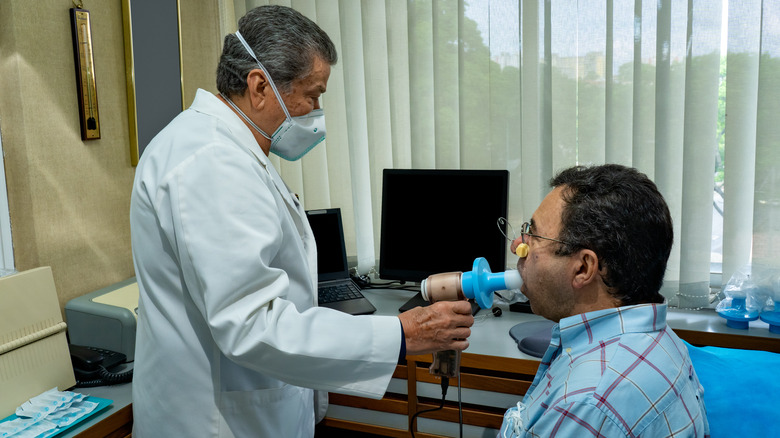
[556,302,668,348]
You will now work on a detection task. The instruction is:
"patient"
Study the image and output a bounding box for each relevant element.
[500,164,709,437]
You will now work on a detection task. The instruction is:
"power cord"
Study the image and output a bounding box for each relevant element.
[367,278,421,292]
[346,266,421,292]
[458,372,463,438]
[350,273,372,289]
[409,377,449,438]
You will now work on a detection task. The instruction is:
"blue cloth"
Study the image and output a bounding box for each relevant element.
[500,303,709,437]
[684,340,779,438]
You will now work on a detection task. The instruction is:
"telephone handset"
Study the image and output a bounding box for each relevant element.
[69,344,133,387]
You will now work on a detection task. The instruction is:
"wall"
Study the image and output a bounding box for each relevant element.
[0,0,221,314]
[179,1,222,108]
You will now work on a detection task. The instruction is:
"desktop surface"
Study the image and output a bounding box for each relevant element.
[361,287,544,361]
[364,287,780,355]
[62,383,132,438]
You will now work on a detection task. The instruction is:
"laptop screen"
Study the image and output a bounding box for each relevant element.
[305,208,350,282]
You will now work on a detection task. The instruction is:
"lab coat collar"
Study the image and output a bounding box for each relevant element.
[189,89,302,214]
[190,89,268,166]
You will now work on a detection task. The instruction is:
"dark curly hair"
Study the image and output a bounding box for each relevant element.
[550,164,673,305]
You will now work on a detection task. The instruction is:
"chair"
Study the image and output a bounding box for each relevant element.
[684,341,779,437]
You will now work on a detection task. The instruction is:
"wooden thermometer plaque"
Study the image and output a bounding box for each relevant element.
[70,7,101,140]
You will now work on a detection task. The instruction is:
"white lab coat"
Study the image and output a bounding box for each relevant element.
[130,89,402,437]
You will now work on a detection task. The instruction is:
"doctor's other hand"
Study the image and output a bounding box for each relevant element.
[398,300,474,355]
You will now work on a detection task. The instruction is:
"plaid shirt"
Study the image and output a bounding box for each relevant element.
[500,303,710,437]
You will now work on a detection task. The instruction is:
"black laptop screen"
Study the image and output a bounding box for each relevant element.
[306,208,350,281]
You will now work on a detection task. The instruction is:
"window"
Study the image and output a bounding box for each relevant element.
[229,0,780,308]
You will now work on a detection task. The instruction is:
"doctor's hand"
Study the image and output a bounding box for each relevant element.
[398,301,474,355]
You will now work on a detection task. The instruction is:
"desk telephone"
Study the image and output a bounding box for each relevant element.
[69,344,133,387]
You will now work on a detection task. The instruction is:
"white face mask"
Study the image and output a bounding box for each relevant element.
[233,30,326,161]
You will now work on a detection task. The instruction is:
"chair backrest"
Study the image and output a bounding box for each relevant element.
[685,341,779,437]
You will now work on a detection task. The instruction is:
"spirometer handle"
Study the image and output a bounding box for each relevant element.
[430,349,460,378]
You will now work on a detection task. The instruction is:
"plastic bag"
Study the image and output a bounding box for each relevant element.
[757,267,780,333]
[717,264,779,330]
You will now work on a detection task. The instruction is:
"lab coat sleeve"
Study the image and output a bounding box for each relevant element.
[157,142,400,398]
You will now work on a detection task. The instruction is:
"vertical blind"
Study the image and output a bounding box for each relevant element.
[228,0,780,307]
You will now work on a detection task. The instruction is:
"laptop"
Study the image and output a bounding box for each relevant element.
[306,208,376,315]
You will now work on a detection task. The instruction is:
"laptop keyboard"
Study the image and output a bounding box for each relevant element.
[319,282,364,304]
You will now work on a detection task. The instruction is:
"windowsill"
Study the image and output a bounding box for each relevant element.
[668,306,773,336]
[667,306,780,352]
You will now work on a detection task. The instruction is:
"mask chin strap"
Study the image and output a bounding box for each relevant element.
[220,93,272,141]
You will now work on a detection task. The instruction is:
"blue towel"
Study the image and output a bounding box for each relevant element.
[684,341,779,437]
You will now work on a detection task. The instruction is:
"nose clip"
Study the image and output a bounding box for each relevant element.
[497,217,529,258]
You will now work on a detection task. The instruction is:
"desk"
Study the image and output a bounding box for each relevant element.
[319,288,780,438]
[64,383,132,438]
[320,288,540,437]
[58,286,780,438]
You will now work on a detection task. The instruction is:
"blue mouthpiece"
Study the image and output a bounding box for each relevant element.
[460,257,522,309]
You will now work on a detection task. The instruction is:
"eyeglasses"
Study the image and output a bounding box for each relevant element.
[497,217,572,247]
[518,221,571,246]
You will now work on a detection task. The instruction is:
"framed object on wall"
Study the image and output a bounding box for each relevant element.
[70,7,101,141]
[122,0,185,166]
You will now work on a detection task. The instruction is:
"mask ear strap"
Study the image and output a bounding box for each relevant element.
[234,30,293,120]
[220,93,272,141]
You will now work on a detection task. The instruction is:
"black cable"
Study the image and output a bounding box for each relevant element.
[367,280,421,292]
[409,377,449,438]
[76,365,133,388]
[98,365,133,384]
[458,373,463,438]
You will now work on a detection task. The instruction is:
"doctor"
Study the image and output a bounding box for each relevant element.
[129,5,474,438]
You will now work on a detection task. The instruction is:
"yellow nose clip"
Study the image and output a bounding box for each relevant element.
[515,243,529,258]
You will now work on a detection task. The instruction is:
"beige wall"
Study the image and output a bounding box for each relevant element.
[0,0,221,315]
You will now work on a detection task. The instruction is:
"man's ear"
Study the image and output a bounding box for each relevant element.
[245,68,270,110]
[571,249,600,289]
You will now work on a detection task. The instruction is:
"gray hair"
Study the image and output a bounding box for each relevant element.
[216,5,337,97]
